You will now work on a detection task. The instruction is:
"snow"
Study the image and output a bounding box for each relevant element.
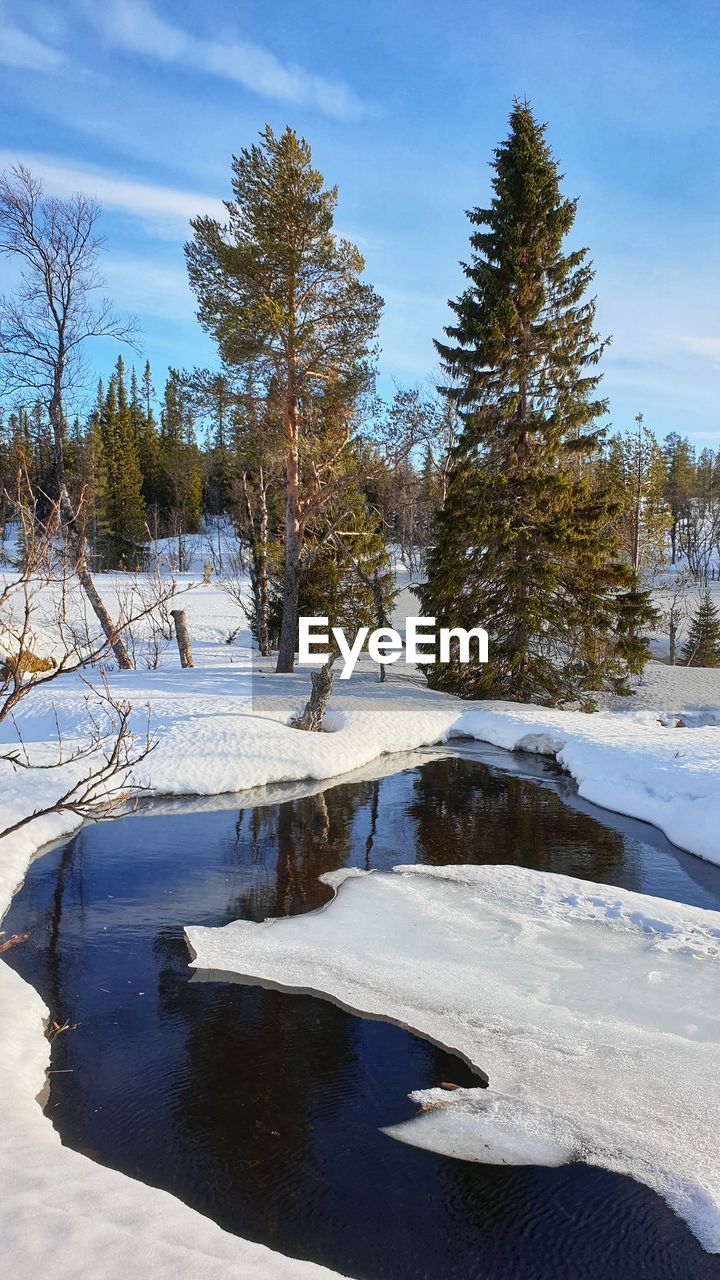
[1,561,720,1276]
[649,569,720,662]
[185,863,720,1252]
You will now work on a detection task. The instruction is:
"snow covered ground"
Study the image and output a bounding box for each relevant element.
[1,559,720,1277]
[185,863,720,1251]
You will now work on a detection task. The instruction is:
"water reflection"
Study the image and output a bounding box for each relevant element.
[408,759,626,880]
[3,749,720,1280]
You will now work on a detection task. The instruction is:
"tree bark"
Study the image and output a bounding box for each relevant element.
[276,499,302,672]
[242,468,271,657]
[256,473,271,658]
[171,610,194,668]
[57,489,134,669]
[276,393,302,673]
[291,652,336,731]
[50,380,134,670]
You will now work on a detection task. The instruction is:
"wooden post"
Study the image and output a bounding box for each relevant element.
[171,610,194,668]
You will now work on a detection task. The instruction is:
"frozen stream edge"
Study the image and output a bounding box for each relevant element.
[186,863,720,1254]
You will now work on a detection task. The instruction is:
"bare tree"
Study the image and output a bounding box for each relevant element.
[1,471,186,721]
[680,498,720,585]
[657,569,694,665]
[0,163,138,667]
[0,481,159,838]
[0,673,154,841]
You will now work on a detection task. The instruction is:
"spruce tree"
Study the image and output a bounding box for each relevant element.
[135,360,162,515]
[422,101,655,704]
[100,358,146,566]
[82,394,111,565]
[159,369,203,538]
[663,433,695,564]
[682,591,720,667]
[597,415,670,579]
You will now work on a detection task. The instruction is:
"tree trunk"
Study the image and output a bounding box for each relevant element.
[291,652,336,731]
[171,610,194,668]
[242,469,271,658]
[50,383,134,670]
[256,473,271,658]
[57,490,134,669]
[276,409,302,673]
[372,569,388,683]
[276,517,301,673]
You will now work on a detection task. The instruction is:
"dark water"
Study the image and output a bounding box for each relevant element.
[3,745,720,1280]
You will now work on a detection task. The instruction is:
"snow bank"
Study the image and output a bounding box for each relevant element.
[4,648,720,865]
[186,864,720,1251]
[592,658,720,725]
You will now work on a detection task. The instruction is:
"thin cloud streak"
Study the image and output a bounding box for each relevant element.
[102,256,196,323]
[0,12,65,71]
[681,337,720,365]
[85,0,365,119]
[0,151,225,236]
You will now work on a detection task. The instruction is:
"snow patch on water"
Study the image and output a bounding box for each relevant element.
[186,864,720,1252]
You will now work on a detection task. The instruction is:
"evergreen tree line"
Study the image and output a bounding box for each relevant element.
[0,358,203,570]
[4,362,717,585]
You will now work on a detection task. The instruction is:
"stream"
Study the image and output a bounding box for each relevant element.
[3,743,720,1279]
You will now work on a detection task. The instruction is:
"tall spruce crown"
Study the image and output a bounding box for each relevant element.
[422,100,656,703]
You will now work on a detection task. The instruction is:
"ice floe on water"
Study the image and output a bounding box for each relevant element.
[186,863,720,1252]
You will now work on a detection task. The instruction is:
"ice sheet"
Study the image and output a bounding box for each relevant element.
[187,864,720,1251]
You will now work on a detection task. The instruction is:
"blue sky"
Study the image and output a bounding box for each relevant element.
[1,0,718,443]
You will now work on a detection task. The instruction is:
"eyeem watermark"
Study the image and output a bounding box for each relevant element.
[299,617,489,680]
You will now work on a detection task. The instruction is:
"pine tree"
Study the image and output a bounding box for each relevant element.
[186,125,382,673]
[422,101,655,704]
[681,591,720,667]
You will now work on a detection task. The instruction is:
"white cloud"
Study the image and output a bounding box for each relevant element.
[0,151,225,238]
[0,10,65,71]
[680,337,720,365]
[85,0,365,119]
